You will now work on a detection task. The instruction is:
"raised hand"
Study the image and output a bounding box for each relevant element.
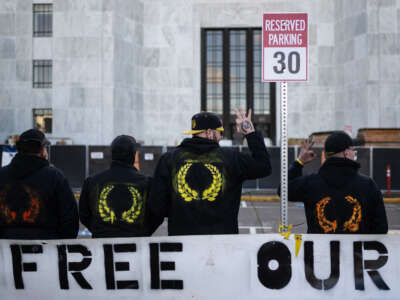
[234,108,255,135]
[298,138,316,165]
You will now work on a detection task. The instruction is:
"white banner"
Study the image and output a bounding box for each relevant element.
[0,234,399,299]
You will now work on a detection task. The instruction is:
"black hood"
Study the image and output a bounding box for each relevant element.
[318,157,360,188]
[178,137,219,154]
[8,153,49,180]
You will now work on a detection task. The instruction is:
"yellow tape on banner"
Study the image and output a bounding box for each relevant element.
[278,221,293,240]
[294,234,302,257]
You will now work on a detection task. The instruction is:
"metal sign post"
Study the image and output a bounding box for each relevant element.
[262,13,308,231]
[280,82,288,230]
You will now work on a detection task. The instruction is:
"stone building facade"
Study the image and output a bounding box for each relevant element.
[0,0,399,145]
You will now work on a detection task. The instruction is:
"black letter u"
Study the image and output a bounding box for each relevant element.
[304,241,340,290]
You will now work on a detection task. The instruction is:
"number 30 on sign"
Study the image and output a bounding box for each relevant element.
[262,13,308,82]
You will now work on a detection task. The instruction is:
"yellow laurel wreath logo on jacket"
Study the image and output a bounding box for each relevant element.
[98,184,143,224]
[176,161,223,202]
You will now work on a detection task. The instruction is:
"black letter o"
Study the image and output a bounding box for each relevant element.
[257,241,291,289]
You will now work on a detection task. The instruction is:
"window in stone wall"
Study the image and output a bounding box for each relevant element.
[33,108,52,134]
[33,4,53,37]
[201,28,276,144]
[33,60,52,88]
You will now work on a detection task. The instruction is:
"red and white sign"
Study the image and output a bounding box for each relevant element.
[262,13,308,81]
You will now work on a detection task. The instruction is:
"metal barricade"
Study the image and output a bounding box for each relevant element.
[49,145,86,190]
[88,146,111,176]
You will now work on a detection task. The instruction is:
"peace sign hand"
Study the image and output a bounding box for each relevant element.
[298,138,316,164]
[234,108,255,135]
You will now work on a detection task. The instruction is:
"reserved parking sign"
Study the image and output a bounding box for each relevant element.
[262,13,308,81]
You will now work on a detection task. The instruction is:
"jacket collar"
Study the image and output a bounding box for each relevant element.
[111,160,138,171]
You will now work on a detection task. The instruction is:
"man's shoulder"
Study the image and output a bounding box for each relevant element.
[355,172,376,187]
[218,146,238,158]
[295,172,323,185]
[42,164,65,178]
[158,147,179,162]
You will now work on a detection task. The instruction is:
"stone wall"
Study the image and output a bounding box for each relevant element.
[0,0,399,145]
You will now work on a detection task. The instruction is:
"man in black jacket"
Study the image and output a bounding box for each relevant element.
[149,109,272,236]
[79,135,162,238]
[0,129,79,239]
[287,131,388,234]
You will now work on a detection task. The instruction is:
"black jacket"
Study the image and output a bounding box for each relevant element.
[287,157,388,234]
[0,154,79,239]
[79,161,162,238]
[149,131,271,236]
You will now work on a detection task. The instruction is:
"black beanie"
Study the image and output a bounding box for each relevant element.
[16,129,50,154]
[111,135,139,164]
[325,131,354,156]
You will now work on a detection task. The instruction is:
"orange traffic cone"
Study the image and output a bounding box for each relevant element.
[134,152,140,170]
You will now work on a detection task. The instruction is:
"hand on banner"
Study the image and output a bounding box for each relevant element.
[234,108,255,135]
[297,138,316,165]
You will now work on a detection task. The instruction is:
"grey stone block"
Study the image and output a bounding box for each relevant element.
[13,88,29,108]
[0,0,16,13]
[160,0,192,26]
[318,67,335,86]
[16,12,31,35]
[379,7,397,32]
[16,60,31,81]
[0,38,15,59]
[354,34,368,58]
[16,37,31,59]
[130,0,143,23]
[16,0,31,12]
[0,109,15,132]
[376,33,400,55]
[381,105,397,126]
[398,9,400,32]
[334,0,344,20]
[143,48,160,67]
[54,37,102,59]
[379,55,400,80]
[0,14,15,36]
[368,0,396,9]
[0,60,15,81]
[354,13,367,36]
[380,84,400,106]
[367,9,379,33]
[0,87,13,107]
[144,1,160,24]
[67,109,84,133]
[309,24,317,46]
[318,46,334,65]
[14,108,31,133]
[178,68,193,88]
[317,0,335,22]
[69,87,86,108]
[334,21,343,44]
[32,89,52,108]
[343,40,355,62]
[55,0,103,12]
[113,88,131,109]
[52,109,67,133]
